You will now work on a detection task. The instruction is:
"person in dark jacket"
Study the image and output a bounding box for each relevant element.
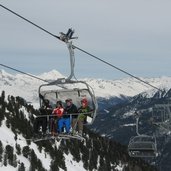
[64,98,78,134]
[34,99,52,136]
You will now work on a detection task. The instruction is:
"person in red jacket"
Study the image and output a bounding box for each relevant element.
[51,101,64,135]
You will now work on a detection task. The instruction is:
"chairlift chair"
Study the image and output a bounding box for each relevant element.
[39,79,98,124]
[152,104,171,132]
[128,113,158,158]
[128,135,157,158]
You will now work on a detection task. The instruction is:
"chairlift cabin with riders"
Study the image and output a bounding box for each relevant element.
[38,29,98,125]
[39,80,97,124]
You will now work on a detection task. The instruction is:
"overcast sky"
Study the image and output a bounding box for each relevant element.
[0,0,171,80]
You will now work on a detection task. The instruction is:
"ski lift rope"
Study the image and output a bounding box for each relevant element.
[0,63,68,91]
[0,4,162,92]
[0,63,49,83]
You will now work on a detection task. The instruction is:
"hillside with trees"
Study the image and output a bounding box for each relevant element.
[0,91,158,171]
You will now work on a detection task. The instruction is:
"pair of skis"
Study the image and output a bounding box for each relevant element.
[25,133,85,142]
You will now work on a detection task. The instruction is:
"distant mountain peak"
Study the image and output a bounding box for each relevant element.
[38,69,64,80]
[0,69,13,77]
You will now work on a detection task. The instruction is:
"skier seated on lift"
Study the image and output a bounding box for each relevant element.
[75,98,92,136]
[34,99,52,136]
[64,98,78,134]
[51,101,64,135]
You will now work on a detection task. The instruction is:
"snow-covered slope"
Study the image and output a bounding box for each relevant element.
[1,69,171,106]
[84,76,171,98]
[0,120,52,171]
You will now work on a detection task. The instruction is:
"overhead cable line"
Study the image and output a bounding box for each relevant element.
[0,63,49,83]
[73,45,162,92]
[0,4,60,40]
[0,4,162,92]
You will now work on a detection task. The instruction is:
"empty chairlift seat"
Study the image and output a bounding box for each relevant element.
[128,135,157,158]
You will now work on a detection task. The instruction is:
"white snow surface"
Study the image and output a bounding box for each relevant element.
[0,119,52,171]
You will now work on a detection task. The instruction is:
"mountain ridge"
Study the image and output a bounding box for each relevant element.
[1,69,171,105]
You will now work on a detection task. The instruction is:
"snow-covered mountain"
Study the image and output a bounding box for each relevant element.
[1,69,171,107]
